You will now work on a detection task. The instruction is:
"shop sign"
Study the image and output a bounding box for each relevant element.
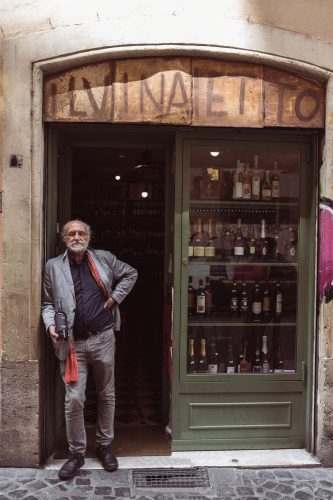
[44,58,325,128]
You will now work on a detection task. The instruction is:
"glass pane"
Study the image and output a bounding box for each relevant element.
[187,145,299,375]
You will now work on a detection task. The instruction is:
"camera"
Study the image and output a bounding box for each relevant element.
[55,308,69,341]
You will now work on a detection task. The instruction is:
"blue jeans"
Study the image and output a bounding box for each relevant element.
[60,328,116,455]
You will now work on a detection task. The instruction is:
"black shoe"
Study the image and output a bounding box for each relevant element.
[58,452,85,480]
[96,445,118,471]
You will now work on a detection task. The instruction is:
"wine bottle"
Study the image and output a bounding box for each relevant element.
[188,228,194,257]
[262,170,272,201]
[252,337,262,373]
[257,219,269,260]
[207,341,219,373]
[240,281,249,320]
[234,218,245,259]
[252,281,262,322]
[273,335,284,373]
[233,161,243,199]
[226,338,236,373]
[188,276,195,316]
[205,218,216,257]
[198,338,208,373]
[230,280,239,317]
[242,163,251,200]
[192,218,208,257]
[222,226,234,260]
[239,341,249,373]
[252,154,261,200]
[196,279,206,314]
[261,335,270,373]
[188,339,196,373]
[205,276,214,316]
[247,225,257,261]
[262,282,271,321]
[274,281,283,321]
[271,161,280,199]
[237,340,244,373]
[284,227,297,262]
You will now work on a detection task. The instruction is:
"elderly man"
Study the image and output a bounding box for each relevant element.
[42,219,138,479]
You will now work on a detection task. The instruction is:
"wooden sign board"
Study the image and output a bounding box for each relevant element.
[44,58,325,128]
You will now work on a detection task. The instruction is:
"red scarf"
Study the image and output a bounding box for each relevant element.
[65,251,108,384]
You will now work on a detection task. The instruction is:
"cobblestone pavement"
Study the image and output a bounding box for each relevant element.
[1,466,333,499]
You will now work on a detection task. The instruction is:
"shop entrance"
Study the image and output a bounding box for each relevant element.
[43,124,173,461]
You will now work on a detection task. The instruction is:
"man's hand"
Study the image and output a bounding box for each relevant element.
[48,325,64,344]
[104,297,116,309]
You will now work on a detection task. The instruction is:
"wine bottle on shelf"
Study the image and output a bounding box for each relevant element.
[252,155,261,200]
[252,337,263,373]
[239,341,249,373]
[207,341,219,373]
[242,163,252,200]
[226,338,236,373]
[205,276,214,316]
[188,276,196,316]
[257,219,269,260]
[234,218,246,259]
[196,279,206,315]
[198,338,208,373]
[273,335,284,373]
[261,335,270,373]
[252,281,262,322]
[272,224,281,261]
[273,281,283,321]
[271,161,280,199]
[222,226,234,260]
[188,339,196,373]
[261,170,272,201]
[247,225,257,261]
[284,227,297,262]
[205,218,217,257]
[237,340,244,372]
[192,218,208,257]
[262,282,271,321]
[230,280,239,317]
[233,161,243,199]
[240,281,249,320]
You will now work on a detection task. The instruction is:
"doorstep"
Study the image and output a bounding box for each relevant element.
[45,449,320,469]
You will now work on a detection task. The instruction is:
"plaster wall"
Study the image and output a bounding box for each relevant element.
[0,8,333,465]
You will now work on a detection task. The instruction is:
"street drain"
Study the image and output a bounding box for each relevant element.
[132,467,210,488]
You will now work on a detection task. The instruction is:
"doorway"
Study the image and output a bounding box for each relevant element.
[44,125,173,460]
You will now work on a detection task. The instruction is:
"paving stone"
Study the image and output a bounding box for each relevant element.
[274,483,295,495]
[236,486,255,495]
[75,477,91,486]
[293,470,315,480]
[261,480,279,490]
[94,486,112,495]
[26,479,48,491]
[216,485,237,496]
[319,479,333,488]
[7,490,28,499]
[264,492,282,499]
[258,471,275,480]
[114,486,131,496]
[315,487,333,498]
[273,470,293,479]
[294,490,314,499]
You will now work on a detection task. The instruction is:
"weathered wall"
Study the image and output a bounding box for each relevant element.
[0,1,333,465]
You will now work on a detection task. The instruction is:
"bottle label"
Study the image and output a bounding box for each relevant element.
[208,364,218,373]
[249,245,256,255]
[241,298,248,311]
[252,178,260,196]
[205,292,213,311]
[227,366,236,374]
[231,298,239,311]
[188,294,195,309]
[262,247,267,256]
[262,188,271,198]
[194,246,205,257]
[197,296,205,313]
[204,246,215,257]
[188,245,194,257]
[290,247,296,257]
[271,181,280,198]
[276,294,282,314]
[235,182,243,198]
[262,296,270,312]
[262,361,270,374]
[252,301,262,314]
[243,183,251,199]
[234,246,244,256]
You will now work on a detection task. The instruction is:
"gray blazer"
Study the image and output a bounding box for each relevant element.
[42,248,138,361]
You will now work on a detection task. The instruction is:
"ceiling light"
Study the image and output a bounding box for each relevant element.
[141,191,148,198]
[115,175,121,181]
[210,151,220,157]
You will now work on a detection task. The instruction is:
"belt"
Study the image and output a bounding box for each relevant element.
[75,325,113,340]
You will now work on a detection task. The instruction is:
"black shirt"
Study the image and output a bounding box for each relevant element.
[69,253,114,337]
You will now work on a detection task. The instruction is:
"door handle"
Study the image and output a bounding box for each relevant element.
[182,258,188,267]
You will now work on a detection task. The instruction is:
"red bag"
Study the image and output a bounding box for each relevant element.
[64,338,78,384]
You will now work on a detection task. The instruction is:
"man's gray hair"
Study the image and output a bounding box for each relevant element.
[61,220,92,240]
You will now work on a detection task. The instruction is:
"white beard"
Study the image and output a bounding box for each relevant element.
[66,240,89,254]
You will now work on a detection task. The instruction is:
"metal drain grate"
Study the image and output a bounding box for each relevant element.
[132,467,210,488]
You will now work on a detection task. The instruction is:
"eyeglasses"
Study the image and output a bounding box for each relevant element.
[66,231,88,238]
